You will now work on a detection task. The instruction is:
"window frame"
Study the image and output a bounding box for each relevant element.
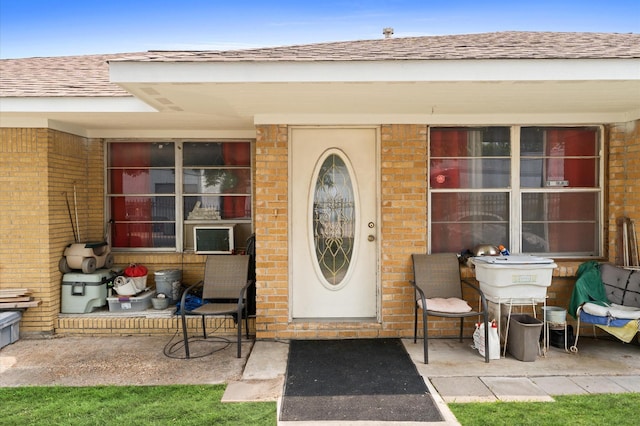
[428,125,604,258]
[105,139,253,253]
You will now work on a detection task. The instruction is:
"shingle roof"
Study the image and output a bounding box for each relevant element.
[128,31,640,62]
[0,53,141,97]
[1,31,638,98]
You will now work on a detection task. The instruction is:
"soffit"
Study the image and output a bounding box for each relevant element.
[2,77,639,137]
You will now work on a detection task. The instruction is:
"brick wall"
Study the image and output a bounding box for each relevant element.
[253,122,640,342]
[56,315,251,337]
[608,121,640,265]
[1,128,50,333]
[0,128,98,334]
[379,125,428,336]
[3,119,639,339]
[253,125,430,340]
[254,125,289,339]
[52,136,253,337]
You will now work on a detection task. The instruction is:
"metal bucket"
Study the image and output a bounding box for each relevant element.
[154,269,182,304]
[543,306,567,323]
[151,296,170,310]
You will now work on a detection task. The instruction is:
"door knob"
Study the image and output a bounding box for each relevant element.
[368,235,375,242]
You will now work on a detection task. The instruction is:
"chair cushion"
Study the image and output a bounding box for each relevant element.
[582,302,640,320]
[191,302,240,315]
[418,297,472,313]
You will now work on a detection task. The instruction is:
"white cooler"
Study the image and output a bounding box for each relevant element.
[472,256,557,303]
[61,269,119,313]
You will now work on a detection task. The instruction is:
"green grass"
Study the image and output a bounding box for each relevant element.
[0,385,276,426]
[1,386,638,425]
[450,393,640,426]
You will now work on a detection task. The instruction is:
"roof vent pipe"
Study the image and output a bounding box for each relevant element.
[383,28,394,38]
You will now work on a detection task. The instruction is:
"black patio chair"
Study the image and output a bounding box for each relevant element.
[411,253,490,363]
[180,255,252,358]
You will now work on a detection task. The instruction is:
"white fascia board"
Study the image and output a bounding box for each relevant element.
[109,58,640,84]
[0,116,50,128]
[256,110,640,126]
[0,116,96,137]
[47,119,95,137]
[0,97,156,113]
[87,129,257,139]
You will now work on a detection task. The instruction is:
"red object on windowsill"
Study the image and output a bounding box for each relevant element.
[124,263,148,277]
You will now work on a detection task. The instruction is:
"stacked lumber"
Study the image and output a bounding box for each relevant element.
[618,216,639,269]
[0,288,40,309]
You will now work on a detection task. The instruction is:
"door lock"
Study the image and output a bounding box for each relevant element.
[368,235,375,242]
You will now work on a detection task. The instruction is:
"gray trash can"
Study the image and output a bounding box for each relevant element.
[507,314,543,362]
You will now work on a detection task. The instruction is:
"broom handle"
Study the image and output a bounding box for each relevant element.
[65,192,78,243]
[73,184,81,242]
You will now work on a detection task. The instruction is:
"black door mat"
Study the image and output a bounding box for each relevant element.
[280,338,444,422]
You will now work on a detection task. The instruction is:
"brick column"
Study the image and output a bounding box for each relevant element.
[380,124,428,336]
[607,120,640,264]
[254,125,289,339]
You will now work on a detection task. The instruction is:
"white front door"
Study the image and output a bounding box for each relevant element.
[290,127,379,320]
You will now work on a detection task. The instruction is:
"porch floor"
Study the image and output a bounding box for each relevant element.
[1,335,638,424]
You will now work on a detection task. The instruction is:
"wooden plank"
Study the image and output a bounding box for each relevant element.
[0,293,30,299]
[630,218,639,267]
[0,293,23,297]
[0,296,31,303]
[623,218,629,267]
[0,300,40,309]
[0,288,31,296]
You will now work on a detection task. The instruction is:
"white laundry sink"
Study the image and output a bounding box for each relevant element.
[472,256,557,302]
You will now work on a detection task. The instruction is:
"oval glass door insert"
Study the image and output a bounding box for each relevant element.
[312,152,356,286]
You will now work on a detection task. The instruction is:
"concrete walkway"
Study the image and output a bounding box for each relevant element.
[225,337,640,402]
[404,338,640,403]
[2,334,639,425]
[224,337,640,425]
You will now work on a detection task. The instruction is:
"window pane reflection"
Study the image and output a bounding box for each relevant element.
[109,169,175,194]
[431,192,509,252]
[430,159,510,189]
[522,192,598,255]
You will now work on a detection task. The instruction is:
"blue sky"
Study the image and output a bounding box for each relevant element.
[1,0,639,59]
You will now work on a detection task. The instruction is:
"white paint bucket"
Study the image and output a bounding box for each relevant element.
[543,306,567,323]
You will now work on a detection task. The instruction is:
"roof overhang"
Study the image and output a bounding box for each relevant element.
[109,58,640,83]
[2,58,639,138]
[107,57,640,128]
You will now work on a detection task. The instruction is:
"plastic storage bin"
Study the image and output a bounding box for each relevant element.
[107,289,155,312]
[473,256,557,303]
[507,314,543,361]
[0,311,22,349]
[61,269,118,313]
